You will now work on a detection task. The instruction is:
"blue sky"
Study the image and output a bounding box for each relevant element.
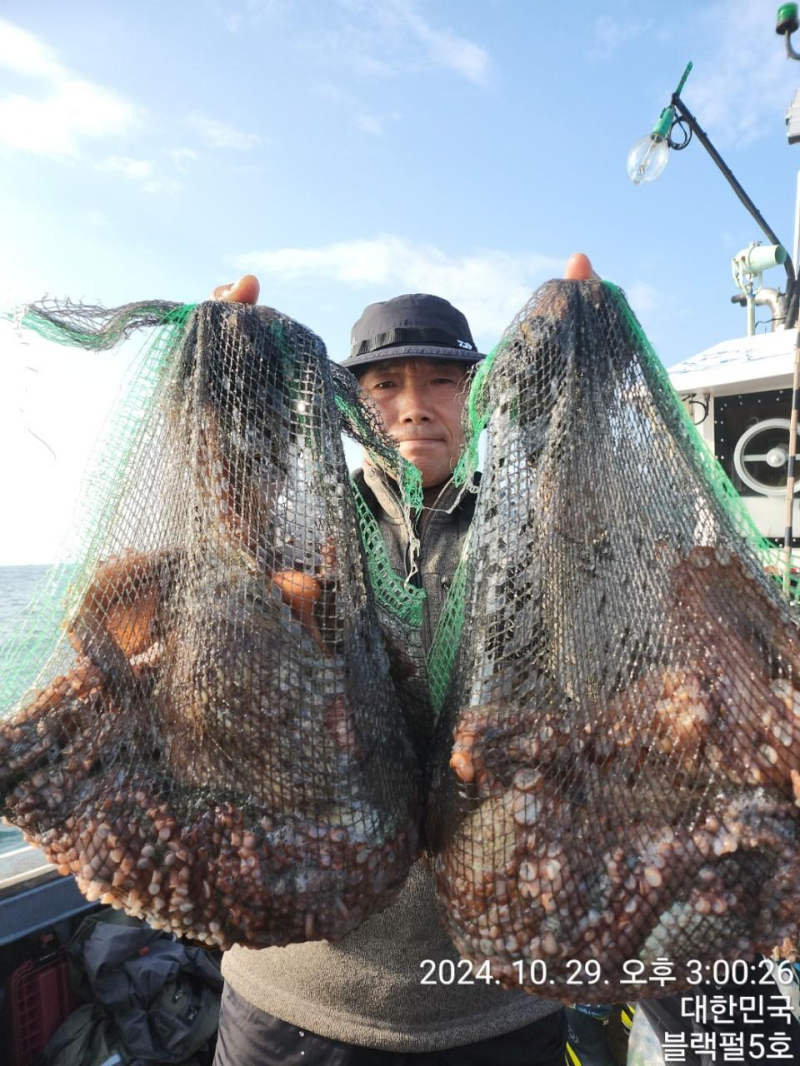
[1,0,800,562]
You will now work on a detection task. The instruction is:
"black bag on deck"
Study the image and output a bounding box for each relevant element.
[40,909,221,1065]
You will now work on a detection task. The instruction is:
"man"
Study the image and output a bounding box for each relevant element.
[208,257,595,1066]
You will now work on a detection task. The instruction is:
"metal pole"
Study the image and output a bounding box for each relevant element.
[784,331,800,597]
[673,93,797,302]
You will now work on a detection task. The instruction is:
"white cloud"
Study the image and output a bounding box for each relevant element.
[188,113,262,150]
[100,156,182,195]
[590,15,652,60]
[170,147,200,171]
[301,24,393,79]
[102,156,155,180]
[142,178,183,194]
[0,18,142,158]
[302,0,489,85]
[227,234,562,341]
[0,18,66,80]
[385,0,489,83]
[353,114,384,136]
[678,0,798,148]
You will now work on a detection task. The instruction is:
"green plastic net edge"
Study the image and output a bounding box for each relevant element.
[1,304,198,710]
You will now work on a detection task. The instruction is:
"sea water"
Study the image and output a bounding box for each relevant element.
[0,565,50,856]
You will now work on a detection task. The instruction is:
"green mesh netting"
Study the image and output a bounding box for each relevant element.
[1,303,196,711]
[0,299,422,949]
[427,279,800,1001]
[331,364,432,755]
[4,280,800,1004]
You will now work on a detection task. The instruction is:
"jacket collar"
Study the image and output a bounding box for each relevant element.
[358,464,479,525]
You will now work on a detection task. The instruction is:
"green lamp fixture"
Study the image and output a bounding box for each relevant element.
[626,58,797,321]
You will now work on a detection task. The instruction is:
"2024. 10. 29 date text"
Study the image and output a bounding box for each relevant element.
[419,958,607,986]
[419,957,798,988]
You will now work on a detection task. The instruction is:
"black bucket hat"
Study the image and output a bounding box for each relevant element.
[341,293,485,371]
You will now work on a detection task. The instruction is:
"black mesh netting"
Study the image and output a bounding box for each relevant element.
[0,299,421,949]
[330,364,433,760]
[426,279,800,1001]
[3,281,800,1001]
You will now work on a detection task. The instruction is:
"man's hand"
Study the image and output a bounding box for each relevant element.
[211,261,593,304]
[211,274,261,304]
[212,262,593,305]
[564,253,599,281]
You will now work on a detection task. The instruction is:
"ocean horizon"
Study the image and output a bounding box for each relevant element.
[0,564,56,857]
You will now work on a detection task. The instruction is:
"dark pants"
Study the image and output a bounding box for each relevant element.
[213,983,566,1065]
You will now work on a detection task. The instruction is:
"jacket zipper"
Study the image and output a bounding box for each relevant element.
[406,509,423,589]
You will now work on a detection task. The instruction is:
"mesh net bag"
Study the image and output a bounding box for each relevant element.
[330,366,433,759]
[0,298,421,949]
[426,278,800,1002]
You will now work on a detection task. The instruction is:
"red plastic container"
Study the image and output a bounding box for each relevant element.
[8,940,78,1066]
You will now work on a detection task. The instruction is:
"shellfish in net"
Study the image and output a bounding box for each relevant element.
[427,279,800,1001]
[0,300,421,949]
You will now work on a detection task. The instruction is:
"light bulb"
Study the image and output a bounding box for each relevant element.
[627,134,670,185]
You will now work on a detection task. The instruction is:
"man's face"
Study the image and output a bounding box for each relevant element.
[358,357,469,489]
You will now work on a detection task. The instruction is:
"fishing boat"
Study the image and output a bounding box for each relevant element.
[668,258,800,556]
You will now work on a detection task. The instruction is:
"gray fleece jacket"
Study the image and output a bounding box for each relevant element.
[221,466,562,1051]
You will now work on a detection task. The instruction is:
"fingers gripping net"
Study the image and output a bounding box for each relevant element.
[0,299,421,949]
[428,279,800,1002]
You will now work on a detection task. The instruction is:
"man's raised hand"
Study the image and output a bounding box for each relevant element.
[564,253,599,281]
[211,274,260,304]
